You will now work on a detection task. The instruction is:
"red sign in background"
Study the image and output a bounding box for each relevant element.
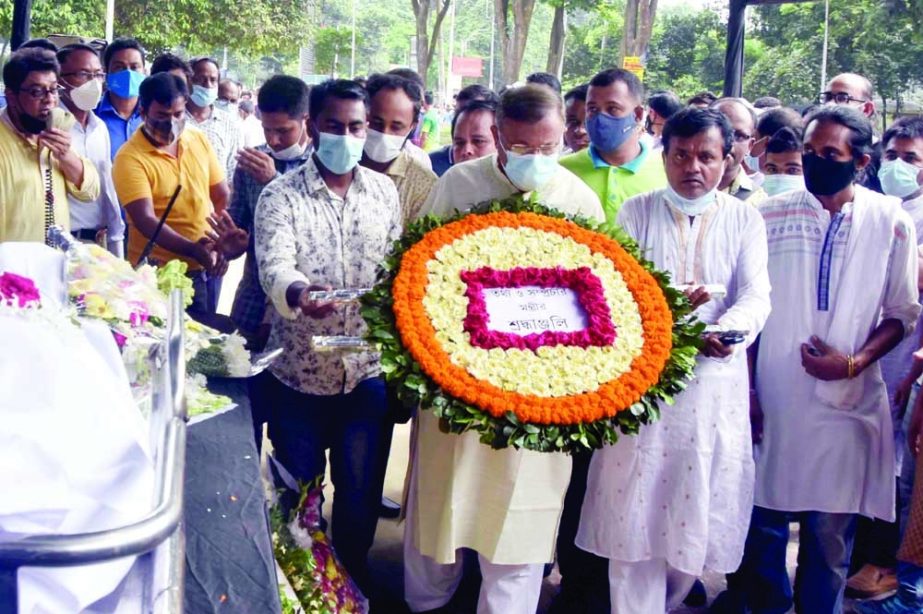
[452,56,484,77]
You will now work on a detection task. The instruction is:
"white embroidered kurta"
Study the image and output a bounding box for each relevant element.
[879,194,923,469]
[576,190,771,575]
[755,187,920,521]
[408,154,604,565]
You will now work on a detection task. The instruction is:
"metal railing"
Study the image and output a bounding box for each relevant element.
[0,291,188,613]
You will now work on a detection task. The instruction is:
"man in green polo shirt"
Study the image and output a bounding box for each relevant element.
[559,68,666,229]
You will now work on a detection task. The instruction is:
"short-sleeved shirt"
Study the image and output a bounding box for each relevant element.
[559,140,667,229]
[112,127,225,269]
[421,109,440,150]
[95,92,143,161]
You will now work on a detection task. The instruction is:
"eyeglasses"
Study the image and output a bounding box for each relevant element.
[733,130,752,143]
[17,86,65,100]
[61,71,106,81]
[820,91,867,105]
[501,140,560,156]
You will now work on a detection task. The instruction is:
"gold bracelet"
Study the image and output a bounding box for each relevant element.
[847,354,855,379]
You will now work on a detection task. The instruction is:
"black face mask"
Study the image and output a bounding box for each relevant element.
[20,114,46,135]
[803,152,857,196]
[14,107,46,135]
[143,117,184,146]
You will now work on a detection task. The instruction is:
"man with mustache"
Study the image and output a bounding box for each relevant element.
[0,48,100,243]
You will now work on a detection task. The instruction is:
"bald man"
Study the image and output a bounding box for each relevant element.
[824,73,875,119]
[824,72,883,193]
[711,97,766,204]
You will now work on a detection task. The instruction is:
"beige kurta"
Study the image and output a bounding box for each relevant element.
[407,154,605,565]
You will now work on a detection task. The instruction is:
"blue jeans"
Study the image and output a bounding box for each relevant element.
[187,270,222,317]
[730,506,858,614]
[896,561,923,605]
[896,383,923,606]
[899,383,919,532]
[264,375,393,594]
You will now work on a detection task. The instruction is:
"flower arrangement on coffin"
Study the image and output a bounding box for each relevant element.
[270,479,368,614]
[62,242,250,415]
[361,196,704,453]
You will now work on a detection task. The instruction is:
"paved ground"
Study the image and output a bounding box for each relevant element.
[219,259,878,613]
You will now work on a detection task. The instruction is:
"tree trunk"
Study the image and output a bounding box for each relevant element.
[412,0,453,88]
[882,95,888,132]
[495,0,512,84]
[496,0,536,85]
[619,0,658,64]
[546,5,566,78]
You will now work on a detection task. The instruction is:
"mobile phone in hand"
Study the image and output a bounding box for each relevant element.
[716,330,747,345]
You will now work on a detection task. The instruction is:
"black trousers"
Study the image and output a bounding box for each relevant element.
[553,449,610,613]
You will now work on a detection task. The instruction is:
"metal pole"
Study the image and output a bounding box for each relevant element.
[105,0,115,42]
[722,0,747,97]
[820,0,830,93]
[488,0,495,89]
[10,0,34,50]
[446,0,456,103]
[350,0,357,78]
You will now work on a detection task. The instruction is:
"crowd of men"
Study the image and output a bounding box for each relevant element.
[3,35,923,614]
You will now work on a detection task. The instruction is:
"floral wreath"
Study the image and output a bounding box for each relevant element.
[361,196,703,453]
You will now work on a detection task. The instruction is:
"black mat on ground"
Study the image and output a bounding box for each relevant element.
[183,379,281,614]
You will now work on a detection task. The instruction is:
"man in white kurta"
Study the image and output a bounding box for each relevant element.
[726,106,921,613]
[404,84,604,614]
[575,107,772,612]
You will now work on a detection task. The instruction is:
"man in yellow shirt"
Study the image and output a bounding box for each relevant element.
[0,48,100,244]
[112,72,231,320]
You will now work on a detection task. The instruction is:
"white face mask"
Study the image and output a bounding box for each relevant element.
[271,132,308,161]
[364,128,407,163]
[664,164,724,216]
[67,78,103,112]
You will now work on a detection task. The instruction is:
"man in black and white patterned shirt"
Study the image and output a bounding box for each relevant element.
[254,79,402,596]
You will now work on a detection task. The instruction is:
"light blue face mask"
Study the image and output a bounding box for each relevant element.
[106,69,145,100]
[762,173,805,197]
[743,153,761,173]
[190,84,218,108]
[502,149,560,192]
[315,132,365,175]
[879,158,923,199]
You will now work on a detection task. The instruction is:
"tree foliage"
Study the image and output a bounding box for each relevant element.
[0,0,313,59]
